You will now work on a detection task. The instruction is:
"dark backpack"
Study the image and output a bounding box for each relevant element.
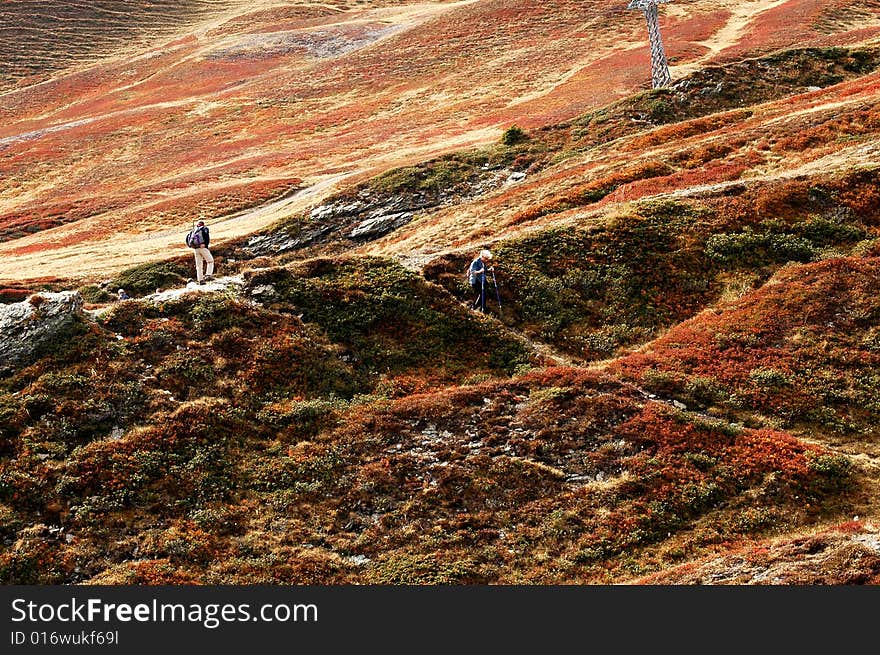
[186,227,205,248]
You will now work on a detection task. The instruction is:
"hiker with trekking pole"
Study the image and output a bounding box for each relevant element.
[467,249,500,314]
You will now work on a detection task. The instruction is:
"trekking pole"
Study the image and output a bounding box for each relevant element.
[480,274,486,313]
[491,267,502,317]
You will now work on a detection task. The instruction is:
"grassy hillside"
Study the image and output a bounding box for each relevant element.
[3,2,880,585]
[3,0,880,282]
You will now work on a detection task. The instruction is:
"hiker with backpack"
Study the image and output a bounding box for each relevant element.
[186,219,214,284]
[467,249,494,312]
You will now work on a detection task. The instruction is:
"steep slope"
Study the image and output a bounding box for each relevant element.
[3,1,880,586]
[0,1,252,90]
[3,0,880,283]
[220,43,880,365]
[0,312,858,583]
[365,45,880,258]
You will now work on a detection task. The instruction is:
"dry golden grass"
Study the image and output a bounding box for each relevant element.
[3,0,878,283]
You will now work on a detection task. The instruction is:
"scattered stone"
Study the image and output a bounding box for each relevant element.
[149,275,244,302]
[245,225,334,254]
[249,284,277,300]
[348,211,413,239]
[853,534,880,554]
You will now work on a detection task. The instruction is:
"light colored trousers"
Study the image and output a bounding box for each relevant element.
[194,247,214,281]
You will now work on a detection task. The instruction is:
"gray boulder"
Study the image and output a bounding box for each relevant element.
[348,211,413,239]
[0,291,83,373]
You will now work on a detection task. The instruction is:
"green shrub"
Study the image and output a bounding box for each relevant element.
[251,258,530,382]
[247,448,345,494]
[368,553,476,584]
[370,157,478,196]
[256,398,342,437]
[684,376,725,408]
[0,395,24,443]
[748,367,792,388]
[111,261,189,296]
[155,351,216,400]
[682,452,718,471]
[501,125,528,146]
[641,369,685,395]
[706,230,816,267]
[78,285,113,303]
[644,92,673,122]
[806,452,852,491]
[732,507,778,532]
[187,295,250,335]
[861,328,880,353]
[797,215,866,245]
[34,371,90,394]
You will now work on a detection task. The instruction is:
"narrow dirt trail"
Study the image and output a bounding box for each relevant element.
[0,171,359,284]
[670,0,794,77]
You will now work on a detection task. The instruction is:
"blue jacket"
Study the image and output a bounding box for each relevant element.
[469,257,487,286]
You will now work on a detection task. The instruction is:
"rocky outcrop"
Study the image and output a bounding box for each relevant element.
[240,164,521,258]
[0,291,83,374]
[242,194,425,256]
[349,211,413,239]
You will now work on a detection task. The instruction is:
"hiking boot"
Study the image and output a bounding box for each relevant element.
[204,275,214,282]
[198,280,205,286]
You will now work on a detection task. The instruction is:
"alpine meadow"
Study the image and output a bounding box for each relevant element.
[2,0,880,586]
